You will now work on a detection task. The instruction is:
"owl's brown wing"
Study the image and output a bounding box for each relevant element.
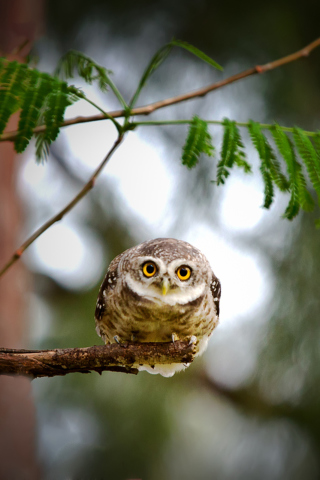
[210,274,221,317]
[95,251,125,322]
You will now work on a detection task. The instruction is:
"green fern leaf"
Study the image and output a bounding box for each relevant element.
[293,127,320,203]
[44,81,74,142]
[271,125,314,218]
[0,60,28,136]
[182,116,214,169]
[247,120,274,207]
[260,161,274,209]
[216,119,248,185]
[34,83,76,162]
[248,120,289,194]
[234,153,252,174]
[14,70,53,153]
[0,59,76,154]
[35,132,50,163]
[55,50,113,92]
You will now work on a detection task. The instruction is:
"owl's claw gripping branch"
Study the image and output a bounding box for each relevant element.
[171,333,178,343]
[0,341,196,379]
[188,335,197,346]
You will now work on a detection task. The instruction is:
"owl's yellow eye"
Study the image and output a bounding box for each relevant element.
[176,266,191,281]
[142,261,157,278]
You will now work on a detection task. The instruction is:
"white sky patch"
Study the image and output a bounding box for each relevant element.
[106,133,173,227]
[63,100,119,170]
[27,222,104,290]
[219,174,265,232]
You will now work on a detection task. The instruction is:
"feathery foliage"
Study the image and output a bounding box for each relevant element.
[271,124,314,219]
[0,58,77,160]
[216,119,250,185]
[293,127,320,204]
[180,117,320,221]
[55,50,113,92]
[248,120,289,208]
[0,60,28,136]
[182,116,214,168]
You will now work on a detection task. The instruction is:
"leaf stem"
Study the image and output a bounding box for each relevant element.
[105,77,128,110]
[79,94,123,132]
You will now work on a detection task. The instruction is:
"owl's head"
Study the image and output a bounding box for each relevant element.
[120,238,212,306]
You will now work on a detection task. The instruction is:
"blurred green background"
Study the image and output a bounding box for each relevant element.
[8,0,320,479]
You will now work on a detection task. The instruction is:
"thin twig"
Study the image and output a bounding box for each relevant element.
[1,37,320,143]
[0,341,195,379]
[0,133,125,278]
[134,119,319,137]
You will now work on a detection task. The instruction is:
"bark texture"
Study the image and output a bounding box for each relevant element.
[0,341,195,378]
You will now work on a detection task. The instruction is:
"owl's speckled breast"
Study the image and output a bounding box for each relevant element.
[99,281,216,344]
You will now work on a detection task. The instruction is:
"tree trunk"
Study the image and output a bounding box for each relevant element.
[0,1,44,478]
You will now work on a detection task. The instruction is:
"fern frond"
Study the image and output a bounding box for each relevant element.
[234,153,252,174]
[247,120,274,207]
[293,127,320,203]
[35,133,50,163]
[0,60,28,136]
[44,80,74,142]
[182,116,214,169]
[14,71,53,153]
[260,162,274,208]
[55,50,113,92]
[271,125,314,218]
[216,119,247,185]
[0,59,78,155]
[248,120,289,208]
[248,120,289,197]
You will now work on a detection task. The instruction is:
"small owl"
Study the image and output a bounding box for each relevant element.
[95,238,221,377]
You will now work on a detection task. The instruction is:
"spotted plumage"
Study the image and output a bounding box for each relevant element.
[95,238,221,377]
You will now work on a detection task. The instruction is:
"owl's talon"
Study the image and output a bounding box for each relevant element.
[114,335,121,344]
[188,335,197,346]
[171,333,178,343]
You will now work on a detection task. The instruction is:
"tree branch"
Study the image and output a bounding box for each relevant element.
[1,37,320,143]
[0,341,195,379]
[0,133,125,278]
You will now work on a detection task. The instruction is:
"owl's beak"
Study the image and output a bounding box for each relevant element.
[161,278,170,295]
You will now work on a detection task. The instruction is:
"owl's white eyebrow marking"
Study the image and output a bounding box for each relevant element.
[125,273,206,306]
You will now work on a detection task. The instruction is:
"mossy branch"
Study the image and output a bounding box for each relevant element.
[0,341,195,379]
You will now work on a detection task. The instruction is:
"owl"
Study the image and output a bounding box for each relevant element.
[95,238,221,377]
